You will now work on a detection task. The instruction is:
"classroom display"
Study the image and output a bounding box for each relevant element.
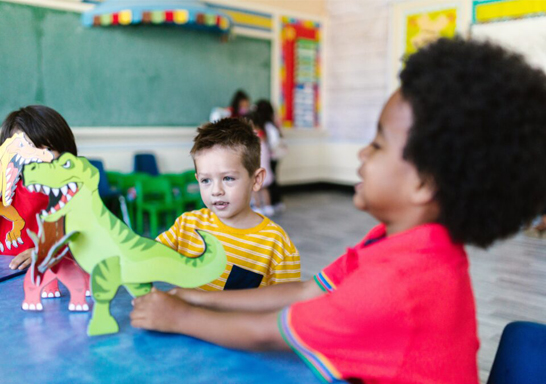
[473,0,546,24]
[404,7,457,57]
[0,132,53,252]
[388,0,466,93]
[24,154,227,336]
[280,17,321,129]
[82,0,232,34]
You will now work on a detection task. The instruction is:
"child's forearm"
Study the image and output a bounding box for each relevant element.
[175,307,288,351]
[178,279,323,312]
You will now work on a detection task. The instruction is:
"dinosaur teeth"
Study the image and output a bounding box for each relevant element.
[49,207,56,214]
[68,183,77,193]
[43,186,51,195]
[61,185,68,195]
[41,210,48,217]
[52,188,60,197]
[35,184,42,193]
[28,185,35,193]
[58,201,65,209]
[66,194,72,201]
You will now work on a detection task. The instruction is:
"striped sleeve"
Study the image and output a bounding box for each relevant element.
[156,215,181,251]
[313,271,336,293]
[266,226,301,284]
[278,307,343,383]
[270,248,301,284]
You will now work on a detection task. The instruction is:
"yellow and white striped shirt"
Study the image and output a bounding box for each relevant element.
[156,208,301,291]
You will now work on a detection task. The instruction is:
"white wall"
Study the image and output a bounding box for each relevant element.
[74,127,363,185]
[324,0,389,144]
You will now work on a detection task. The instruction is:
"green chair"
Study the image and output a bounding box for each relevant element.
[134,176,178,238]
[116,172,150,226]
[164,173,187,216]
[165,171,204,214]
[105,171,124,190]
[180,170,204,211]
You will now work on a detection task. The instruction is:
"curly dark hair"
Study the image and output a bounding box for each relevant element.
[400,37,546,248]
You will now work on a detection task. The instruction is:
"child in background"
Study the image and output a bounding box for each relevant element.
[255,100,287,212]
[246,111,275,217]
[156,118,300,290]
[132,38,546,383]
[3,106,78,295]
[209,89,251,122]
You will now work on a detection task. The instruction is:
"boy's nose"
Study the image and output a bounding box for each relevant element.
[358,146,370,161]
[211,183,224,196]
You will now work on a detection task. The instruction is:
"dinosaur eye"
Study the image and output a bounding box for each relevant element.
[63,160,71,169]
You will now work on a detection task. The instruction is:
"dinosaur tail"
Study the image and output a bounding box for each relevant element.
[123,230,227,288]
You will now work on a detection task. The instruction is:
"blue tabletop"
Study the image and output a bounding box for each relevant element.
[0,256,25,282]
[0,275,321,384]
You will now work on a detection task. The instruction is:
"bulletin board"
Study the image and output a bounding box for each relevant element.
[388,0,471,93]
[279,17,321,129]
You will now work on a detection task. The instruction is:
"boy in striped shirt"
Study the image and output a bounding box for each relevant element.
[156,118,300,290]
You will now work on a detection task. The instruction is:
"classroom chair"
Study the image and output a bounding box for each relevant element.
[487,321,546,384]
[114,172,151,227]
[180,169,204,210]
[164,171,204,215]
[134,176,178,238]
[88,160,120,199]
[133,153,160,176]
[105,171,124,190]
[88,159,130,225]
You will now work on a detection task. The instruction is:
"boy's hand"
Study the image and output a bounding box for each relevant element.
[9,248,33,270]
[131,289,190,333]
[168,287,203,306]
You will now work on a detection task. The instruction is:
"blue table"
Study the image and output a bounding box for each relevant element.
[0,275,321,383]
[0,256,25,282]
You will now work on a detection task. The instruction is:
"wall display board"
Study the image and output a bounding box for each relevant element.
[279,17,321,129]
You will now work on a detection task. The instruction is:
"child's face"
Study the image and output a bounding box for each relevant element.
[195,146,262,225]
[354,91,428,223]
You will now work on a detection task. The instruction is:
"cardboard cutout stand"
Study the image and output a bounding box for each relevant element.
[24,154,226,336]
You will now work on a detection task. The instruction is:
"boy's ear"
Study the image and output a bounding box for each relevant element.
[411,175,437,205]
[252,168,266,192]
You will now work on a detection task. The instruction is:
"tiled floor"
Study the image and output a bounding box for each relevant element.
[274,190,546,383]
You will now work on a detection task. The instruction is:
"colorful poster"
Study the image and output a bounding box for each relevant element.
[473,0,546,24]
[280,17,321,129]
[405,8,458,57]
[389,1,468,93]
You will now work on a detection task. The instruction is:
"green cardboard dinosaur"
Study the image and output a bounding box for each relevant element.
[24,153,227,336]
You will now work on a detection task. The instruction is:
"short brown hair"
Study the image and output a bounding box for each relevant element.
[190,118,260,175]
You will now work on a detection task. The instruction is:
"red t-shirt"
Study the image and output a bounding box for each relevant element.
[0,180,48,256]
[278,223,479,384]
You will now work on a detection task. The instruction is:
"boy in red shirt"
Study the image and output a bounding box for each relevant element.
[131,38,546,383]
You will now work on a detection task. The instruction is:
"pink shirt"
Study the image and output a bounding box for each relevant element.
[279,223,479,383]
